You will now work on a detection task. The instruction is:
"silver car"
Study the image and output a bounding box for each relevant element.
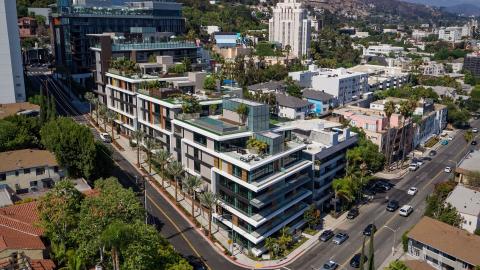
[319,260,338,270]
[332,233,349,245]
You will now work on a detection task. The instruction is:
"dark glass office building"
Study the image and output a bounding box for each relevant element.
[50,0,185,75]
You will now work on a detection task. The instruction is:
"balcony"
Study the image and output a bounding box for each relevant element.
[137,87,181,99]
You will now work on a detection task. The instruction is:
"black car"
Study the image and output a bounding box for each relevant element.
[429,150,437,156]
[350,253,368,268]
[386,200,400,212]
[347,208,359,219]
[319,229,335,242]
[472,140,477,145]
[363,224,377,236]
[377,180,394,190]
[185,256,207,270]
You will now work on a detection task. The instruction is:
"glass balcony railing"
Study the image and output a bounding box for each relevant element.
[250,174,311,208]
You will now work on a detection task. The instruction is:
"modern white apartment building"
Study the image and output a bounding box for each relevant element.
[363,44,404,57]
[348,64,410,91]
[289,65,368,105]
[438,27,462,43]
[268,0,311,58]
[0,0,26,103]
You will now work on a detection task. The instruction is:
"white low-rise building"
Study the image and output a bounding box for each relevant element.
[348,64,410,91]
[445,185,480,234]
[363,44,404,57]
[438,27,462,43]
[289,65,368,105]
[275,93,313,120]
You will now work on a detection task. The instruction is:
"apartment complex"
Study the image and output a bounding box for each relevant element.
[348,65,409,92]
[51,0,185,76]
[90,31,201,104]
[0,149,63,194]
[0,0,26,103]
[269,0,311,58]
[363,44,404,57]
[438,27,463,43]
[289,65,368,105]
[407,217,480,270]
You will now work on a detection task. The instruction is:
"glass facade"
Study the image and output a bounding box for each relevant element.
[223,99,270,132]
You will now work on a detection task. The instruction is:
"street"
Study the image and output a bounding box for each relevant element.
[287,120,479,270]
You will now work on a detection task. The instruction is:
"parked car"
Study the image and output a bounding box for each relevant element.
[375,180,393,191]
[407,187,418,196]
[399,205,413,217]
[185,256,207,270]
[363,224,376,236]
[444,166,452,173]
[408,163,419,171]
[319,260,338,270]
[347,208,359,219]
[332,233,349,245]
[441,140,449,145]
[349,253,368,268]
[100,133,112,143]
[363,189,376,201]
[447,136,454,141]
[473,128,478,133]
[472,140,477,146]
[429,150,437,156]
[319,230,334,242]
[415,160,424,166]
[386,200,399,212]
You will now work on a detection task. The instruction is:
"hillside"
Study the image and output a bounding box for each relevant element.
[305,0,457,23]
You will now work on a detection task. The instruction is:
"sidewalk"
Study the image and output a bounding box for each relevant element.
[88,116,352,269]
[378,243,406,269]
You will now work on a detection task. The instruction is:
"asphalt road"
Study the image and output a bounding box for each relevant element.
[288,119,480,270]
[27,73,247,270]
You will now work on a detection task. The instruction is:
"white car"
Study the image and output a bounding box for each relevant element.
[408,164,419,171]
[100,132,112,143]
[447,136,453,141]
[399,205,413,217]
[407,187,418,196]
[416,160,424,166]
[444,166,452,173]
[473,128,478,133]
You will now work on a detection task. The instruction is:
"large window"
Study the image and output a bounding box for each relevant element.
[193,132,207,146]
[249,163,274,182]
[232,165,242,178]
[194,160,200,173]
[36,168,45,175]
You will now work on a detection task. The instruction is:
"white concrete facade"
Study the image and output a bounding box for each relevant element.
[268,0,311,58]
[0,0,26,103]
[438,27,462,43]
[363,44,404,57]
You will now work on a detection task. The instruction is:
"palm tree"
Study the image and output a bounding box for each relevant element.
[59,249,84,270]
[383,100,396,171]
[131,130,145,167]
[106,110,117,143]
[143,137,159,173]
[153,149,170,187]
[398,99,416,167]
[236,103,249,125]
[99,104,108,132]
[167,161,184,202]
[332,177,355,213]
[199,191,217,238]
[100,221,133,270]
[183,175,203,218]
[265,237,280,258]
[84,92,95,119]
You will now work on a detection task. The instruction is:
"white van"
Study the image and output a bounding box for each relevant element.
[399,205,413,217]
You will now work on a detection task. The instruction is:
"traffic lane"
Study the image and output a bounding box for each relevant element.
[145,182,247,270]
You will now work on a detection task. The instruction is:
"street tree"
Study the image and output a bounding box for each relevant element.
[153,149,170,187]
[106,110,117,143]
[383,100,396,170]
[167,161,184,201]
[84,92,95,119]
[199,191,217,237]
[143,137,159,173]
[303,204,320,229]
[182,175,203,218]
[132,129,145,167]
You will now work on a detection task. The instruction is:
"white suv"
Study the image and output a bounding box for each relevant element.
[399,205,413,217]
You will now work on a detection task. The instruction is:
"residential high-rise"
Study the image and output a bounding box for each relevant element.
[0,0,26,103]
[268,0,311,58]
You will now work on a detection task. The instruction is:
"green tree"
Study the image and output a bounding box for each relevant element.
[167,161,184,202]
[384,100,397,170]
[209,103,218,115]
[203,75,217,91]
[0,115,41,151]
[464,130,474,143]
[84,92,96,118]
[106,110,117,143]
[143,137,159,173]
[41,117,98,179]
[398,99,416,166]
[132,129,145,167]
[48,94,57,121]
[182,175,203,218]
[199,191,217,238]
[385,260,411,270]
[153,149,170,187]
[265,237,280,258]
[235,103,249,125]
[303,204,320,229]
[100,221,134,270]
[38,180,84,248]
[332,176,355,212]
[181,95,201,114]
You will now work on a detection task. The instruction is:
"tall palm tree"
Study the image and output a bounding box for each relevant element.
[143,137,158,173]
[132,130,145,167]
[199,191,217,238]
[167,161,184,202]
[383,100,396,171]
[84,92,95,119]
[398,99,416,167]
[106,110,117,143]
[182,175,203,218]
[59,249,84,270]
[153,149,170,187]
[100,221,132,270]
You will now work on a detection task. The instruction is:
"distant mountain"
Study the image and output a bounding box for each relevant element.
[401,0,480,8]
[446,3,480,16]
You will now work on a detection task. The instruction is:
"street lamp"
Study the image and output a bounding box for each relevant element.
[218,213,234,254]
[384,225,397,257]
